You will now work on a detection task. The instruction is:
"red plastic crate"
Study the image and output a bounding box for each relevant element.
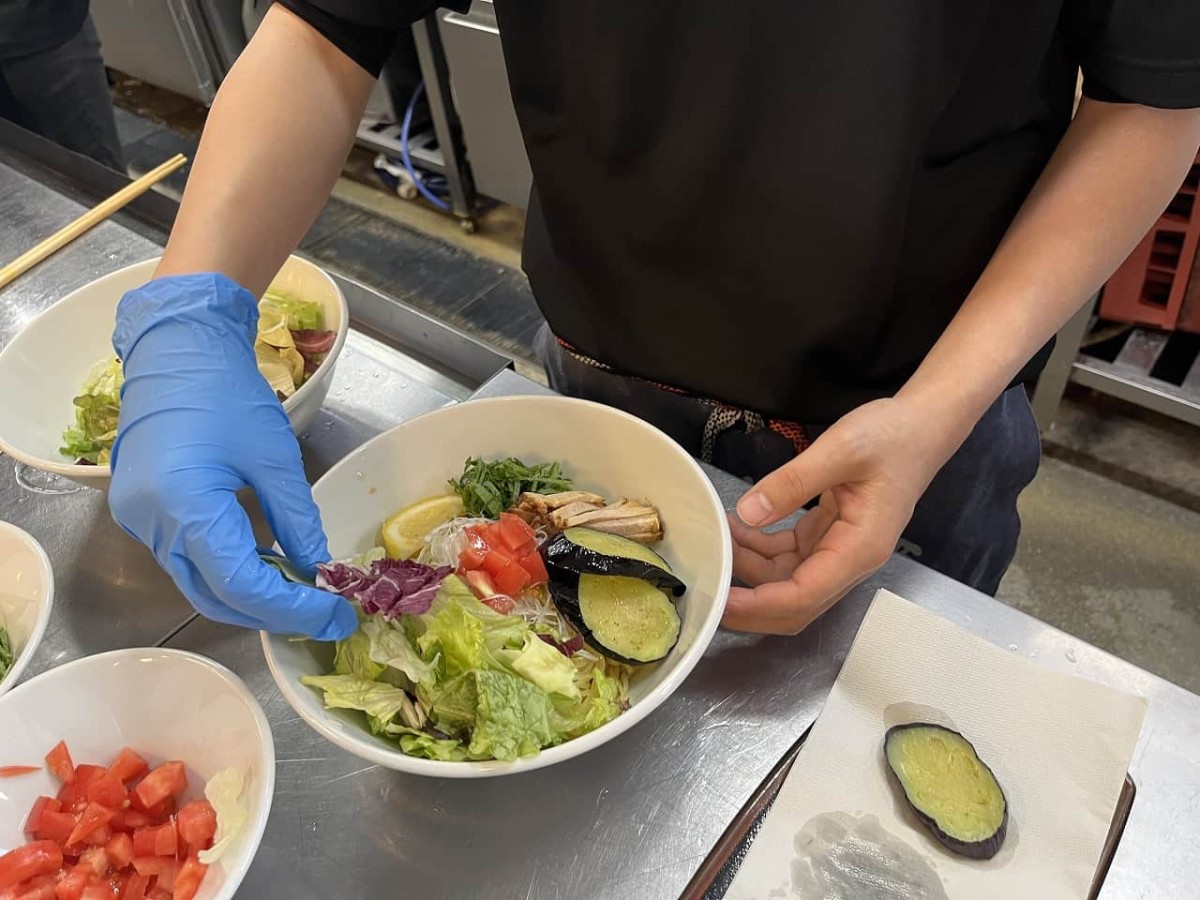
[1180,210,1200,334]
[1100,153,1200,330]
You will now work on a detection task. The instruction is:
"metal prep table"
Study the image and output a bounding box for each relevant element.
[4,152,1200,900]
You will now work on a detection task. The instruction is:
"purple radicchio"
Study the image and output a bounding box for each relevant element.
[317,556,452,618]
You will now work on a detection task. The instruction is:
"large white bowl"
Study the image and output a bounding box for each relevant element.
[0,254,349,489]
[0,521,54,696]
[0,648,275,899]
[263,395,732,778]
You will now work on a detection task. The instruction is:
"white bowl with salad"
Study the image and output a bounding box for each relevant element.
[0,254,348,488]
[0,648,274,899]
[0,522,54,697]
[263,395,732,777]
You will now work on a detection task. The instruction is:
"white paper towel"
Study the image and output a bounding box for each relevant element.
[726,590,1146,900]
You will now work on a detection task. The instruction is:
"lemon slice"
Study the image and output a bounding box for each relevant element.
[381,494,465,559]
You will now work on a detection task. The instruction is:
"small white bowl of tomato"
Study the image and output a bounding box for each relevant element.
[0,648,274,899]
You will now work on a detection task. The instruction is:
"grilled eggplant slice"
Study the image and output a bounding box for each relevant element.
[549,574,681,665]
[542,527,686,597]
[884,723,1008,860]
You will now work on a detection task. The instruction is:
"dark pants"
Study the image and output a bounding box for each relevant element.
[0,15,124,171]
[536,326,1041,595]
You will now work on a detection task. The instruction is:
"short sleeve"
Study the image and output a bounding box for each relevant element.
[290,0,469,30]
[1069,0,1200,108]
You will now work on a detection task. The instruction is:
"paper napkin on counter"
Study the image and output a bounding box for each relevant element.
[726,589,1146,900]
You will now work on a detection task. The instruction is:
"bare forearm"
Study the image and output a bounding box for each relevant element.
[155,5,374,295]
[898,98,1200,452]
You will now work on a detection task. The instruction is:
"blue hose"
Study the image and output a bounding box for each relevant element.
[401,82,451,211]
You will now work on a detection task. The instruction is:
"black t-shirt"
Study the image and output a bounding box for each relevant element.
[0,0,89,60]
[285,0,1200,423]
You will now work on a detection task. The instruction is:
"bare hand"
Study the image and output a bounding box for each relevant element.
[723,398,952,634]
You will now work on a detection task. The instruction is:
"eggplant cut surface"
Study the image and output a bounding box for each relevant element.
[542,527,686,597]
[884,723,1008,860]
[549,574,681,665]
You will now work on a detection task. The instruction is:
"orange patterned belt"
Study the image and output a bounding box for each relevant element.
[556,338,809,460]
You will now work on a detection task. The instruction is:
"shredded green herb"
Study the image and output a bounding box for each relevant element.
[0,625,12,681]
[449,457,573,519]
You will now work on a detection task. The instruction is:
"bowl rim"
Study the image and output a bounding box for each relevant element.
[0,521,55,696]
[0,254,349,480]
[0,646,277,897]
[261,394,732,778]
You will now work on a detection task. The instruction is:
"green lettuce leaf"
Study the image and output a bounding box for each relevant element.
[333,626,385,682]
[510,634,580,700]
[261,292,324,331]
[416,578,528,677]
[551,658,627,738]
[362,616,438,687]
[425,669,559,761]
[300,674,413,734]
[382,724,469,762]
[60,357,123,464]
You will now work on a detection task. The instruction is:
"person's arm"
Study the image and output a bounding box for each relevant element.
[726,100,1200,634]
[154,3,375,294]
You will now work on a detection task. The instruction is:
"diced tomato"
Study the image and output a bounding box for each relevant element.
[58,768,105,811]
[131,764,185,813]
[106,751,148,787]
[105,834,133,871]
[463,569,497,599]
[24,798,60,836]
[493,560,531,596]
[496,514,537,556]
[11,874,57,900]
[131,859,177,892]
[109,811,153,835]
[77,885,111,900]
[482,595,516,614]
[0,767,41,778]
[517,551,548,585]
[119,874,149,900]
[0,842,63,889]
[77,849,107,879]
[85,773,127,809]
[458,542,487,571]
[79,826,112,849]
[478,547,513,578]
[67,804,116,848]
[174,803,216,855]
[45,743,74,784]
[145,889,171,900]
[35,811,77,845]
[53,867,95,900]
[131,826,175,860]
[172,856,207,900]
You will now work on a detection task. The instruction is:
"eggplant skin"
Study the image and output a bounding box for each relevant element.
[541,530,687,598]
[548,576,680,666]
[884,723,1008,860]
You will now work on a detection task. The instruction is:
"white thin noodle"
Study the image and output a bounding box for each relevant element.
[417,516,493,567]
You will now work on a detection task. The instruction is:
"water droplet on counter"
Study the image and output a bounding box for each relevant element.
[1065,648,1077,663]
[300,432,310,440]
[355,472,364,480]
[372,373,379,379]
[1007,644,1018,652]
[15,464,85,495]
[323,421,335,431]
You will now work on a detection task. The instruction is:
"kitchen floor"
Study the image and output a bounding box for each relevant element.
[110,85,1200,694]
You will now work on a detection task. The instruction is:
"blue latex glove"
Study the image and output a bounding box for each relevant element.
[108,273,356,640]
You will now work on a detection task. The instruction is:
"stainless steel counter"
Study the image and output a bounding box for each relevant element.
[4,156,1200,900]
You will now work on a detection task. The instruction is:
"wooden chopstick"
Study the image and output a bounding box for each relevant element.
[0,153,188,291]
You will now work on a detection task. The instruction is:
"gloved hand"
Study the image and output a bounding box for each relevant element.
[108,273,356,640]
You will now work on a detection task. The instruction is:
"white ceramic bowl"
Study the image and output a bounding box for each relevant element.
[0,648,275,899]
[263,395,732,778]
[0,521,54,696]
[0,254,349,489]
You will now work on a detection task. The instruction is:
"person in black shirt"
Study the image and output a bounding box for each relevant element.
[104,1,1200,641]
[0,1,124,170]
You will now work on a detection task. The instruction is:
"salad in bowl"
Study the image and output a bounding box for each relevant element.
[263,395,731,777]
